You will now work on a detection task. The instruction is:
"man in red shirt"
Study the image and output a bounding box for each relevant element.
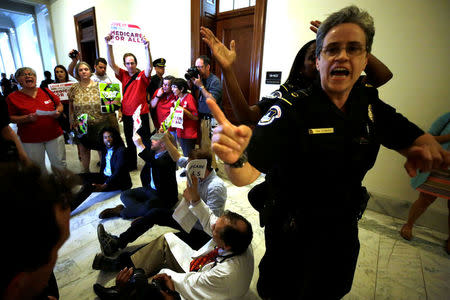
[105,33,153,170]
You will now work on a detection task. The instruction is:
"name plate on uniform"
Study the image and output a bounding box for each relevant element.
[308,128,334,134]
[265,71,282,84]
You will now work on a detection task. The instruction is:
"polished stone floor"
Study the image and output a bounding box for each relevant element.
[54,144,450,300]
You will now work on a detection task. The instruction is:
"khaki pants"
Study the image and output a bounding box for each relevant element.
[200,118,217,169]
[131,235,184,277]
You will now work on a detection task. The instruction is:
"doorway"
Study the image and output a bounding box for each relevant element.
[73,7,99,70]
[191,0,267,123]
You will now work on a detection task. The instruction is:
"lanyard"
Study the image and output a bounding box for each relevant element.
[161,94,185,131]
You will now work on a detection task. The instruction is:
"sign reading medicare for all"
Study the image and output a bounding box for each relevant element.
[109,22,143,45]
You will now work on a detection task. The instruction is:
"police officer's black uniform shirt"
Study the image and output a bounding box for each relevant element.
[147,74,162,100]
[247,81,424,222]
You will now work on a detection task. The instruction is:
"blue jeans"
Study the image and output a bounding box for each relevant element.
[120,186,161,218]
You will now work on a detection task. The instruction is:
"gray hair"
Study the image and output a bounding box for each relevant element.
[316,5,375,58]
[14,67,36,80]
[75,61,92,79]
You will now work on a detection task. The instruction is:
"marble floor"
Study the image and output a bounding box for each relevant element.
[54,144,450,300]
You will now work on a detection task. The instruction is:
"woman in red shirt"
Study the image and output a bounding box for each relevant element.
[171,78,198,156]
[7,67,66,173]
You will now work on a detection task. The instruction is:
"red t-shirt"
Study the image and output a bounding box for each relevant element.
[153,89,177,129]
[116,68,150,116]
[176,93,198,139]
[7,89,63,143]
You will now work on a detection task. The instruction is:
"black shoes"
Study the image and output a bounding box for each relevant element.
[93,283,120,299]
[92,253,121,272]
[97,224,120,256]
[99,204,124,219]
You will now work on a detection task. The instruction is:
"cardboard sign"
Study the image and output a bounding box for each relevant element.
[132,104,142,135]
[186,159,207,187]
[99,83,122,113]
[109,22,144,45]
[48,82,74,101]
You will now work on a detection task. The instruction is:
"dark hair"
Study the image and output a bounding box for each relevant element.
[123,53,138,65]
[1,163,76,294]
[220,211,253,255]
[171,78,189,94]
[284,40,316,87]
[44,70,52,79]
[163,75,175,83]
[54,65,69,83]
[99,126,124,148]
[198,55,211,66]
[94,57,107,66]
[188,148,212,171]
[316,5,375,58]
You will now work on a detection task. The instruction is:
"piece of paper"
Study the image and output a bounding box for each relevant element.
[186,159,207,186]
[109,22,144,45]
[172,199,197,233]
[132,104,142,135]
[99,83,122,113]
[36,110,57,116]
[48,82,74,101]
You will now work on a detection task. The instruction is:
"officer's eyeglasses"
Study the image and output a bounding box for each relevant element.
[321,43,366,58]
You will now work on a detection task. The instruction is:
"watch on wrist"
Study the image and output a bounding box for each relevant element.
[225,151,248,168]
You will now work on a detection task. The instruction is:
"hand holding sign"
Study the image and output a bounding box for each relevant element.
[183,175,200,205]
[206,98,252,164]
[186,159,207,187]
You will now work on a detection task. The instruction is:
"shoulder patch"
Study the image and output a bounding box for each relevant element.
[264,90,282,99]
[258,105,282,126]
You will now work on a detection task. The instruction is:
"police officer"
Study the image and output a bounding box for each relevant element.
[206,5,450,300]
[147,58,166,129]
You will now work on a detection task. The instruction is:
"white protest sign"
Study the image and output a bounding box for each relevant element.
[48,82,74,101]
[171,107,184,129]
[132,104,142,135]
[186,159,207,186]
[109,22,144,45]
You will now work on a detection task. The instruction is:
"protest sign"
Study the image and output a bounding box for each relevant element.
[77,113,89,137]
[171,107,184,129]
[109,22,144,45]
[186,159,207,187]
[99,83,122,113]
[48,82,74,101]
[132,104,142,135]
[161,98,181,131]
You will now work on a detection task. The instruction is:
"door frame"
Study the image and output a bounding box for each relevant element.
[191,0,267,105]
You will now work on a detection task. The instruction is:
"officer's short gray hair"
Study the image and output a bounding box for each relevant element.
[316,5,375,58]
[14,67,36,80]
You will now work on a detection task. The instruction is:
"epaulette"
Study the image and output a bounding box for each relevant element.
[280,86,312,106]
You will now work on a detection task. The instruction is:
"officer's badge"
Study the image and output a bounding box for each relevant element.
[368,104,374,123]
[265,90,282,99]
[258,105,282,126]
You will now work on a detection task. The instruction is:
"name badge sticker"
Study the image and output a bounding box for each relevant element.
[308,128,334,134]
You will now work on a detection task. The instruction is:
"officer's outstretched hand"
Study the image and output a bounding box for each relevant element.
[200,26,236,70]
[207,98,252,164]
[403,133,450,177]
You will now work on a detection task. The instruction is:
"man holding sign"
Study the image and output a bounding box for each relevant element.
[96,132,226,256]
[105,29,153,171]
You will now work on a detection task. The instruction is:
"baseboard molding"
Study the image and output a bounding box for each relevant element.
[367,191,448,234]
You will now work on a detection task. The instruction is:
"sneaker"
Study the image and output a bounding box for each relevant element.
[92,253,121,272]
[97,224,120,256]
[99,204,124,219]
[93,283,120,299]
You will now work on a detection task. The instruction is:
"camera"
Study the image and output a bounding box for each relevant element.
[69,49,79,59]
[184,66,200,80]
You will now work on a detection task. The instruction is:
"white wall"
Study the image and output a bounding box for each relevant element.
[48,0,191,81]
[261,0,450,207]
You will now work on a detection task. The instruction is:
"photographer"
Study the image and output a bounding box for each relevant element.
[187,55,222,169]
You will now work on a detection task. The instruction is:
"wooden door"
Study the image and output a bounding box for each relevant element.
[74,7,99,69]
[216,8,254,123]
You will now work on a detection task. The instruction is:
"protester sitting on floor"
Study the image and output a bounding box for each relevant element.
[1,162,74,300]
[71,126,132,211]
[99,132,178,220]
[96,133,226,255]
[93,193,253,300]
